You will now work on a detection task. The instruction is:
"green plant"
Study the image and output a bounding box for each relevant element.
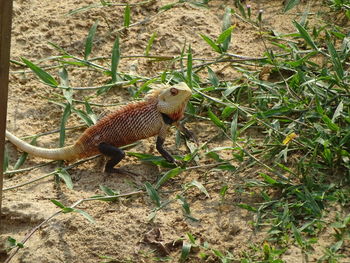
[4,1,350,262]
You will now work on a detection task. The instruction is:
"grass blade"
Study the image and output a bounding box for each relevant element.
[111,37,120,83]
[180,242,191,262]
[221,7,232,52]
[238,203,257,212]
[127,152,175,168]
[260,173,278,186]
[303,186,322,216]
[145,182,161,207]
[207,67,219,86]
[100,185,118,196]
[256,106,292,118]
[74,209,95,223]
[283,0,300,13]
[84,21,98,60]
[199,33,221,53]
[13,137,37,170]
[187,180,210,198]
[216,25,235,46]
[236,0,246,18]
[332,100,343,122]
[159,3,176,11]
[72,108,94,127]
[177,195,198,221]
[187,233,196,244]
[133,78,158,98]
[66,3,102,16]
[327,40,344,80]
[59,103,71,147]
[85,101,98,125]
[124,5,131,27]
[322,114,339,132]
[155,167,184,189]
[291,222,305,248]
[59,68,72,105]
[230,111,238,141]
[144,32,157,56]
[187,45,193,88]
[220,185,228,199]
[51,199,66,209]
[293,21,318,50]
[340,130,350,146]
[56,168,73,190]
[21,58,58,87]
[13,152,28,170]
[208,108,225,130]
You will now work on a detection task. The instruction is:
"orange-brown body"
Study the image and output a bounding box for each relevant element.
[75,99,163,159]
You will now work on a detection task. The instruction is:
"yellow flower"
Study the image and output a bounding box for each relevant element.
[283,132,298,145]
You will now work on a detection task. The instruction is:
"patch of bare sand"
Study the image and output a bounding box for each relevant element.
[2,0,345,262]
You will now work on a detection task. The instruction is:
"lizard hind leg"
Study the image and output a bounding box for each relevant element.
[98,142,126,174]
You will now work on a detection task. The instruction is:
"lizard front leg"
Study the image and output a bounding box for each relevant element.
[177,122,197,142]
[156,124,176,163]
[156,136,176,163]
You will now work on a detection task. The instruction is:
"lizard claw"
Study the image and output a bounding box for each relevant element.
[173,159,183,167]
[172,159,187,168]
[164,156,183,167]
[179,123,198,143]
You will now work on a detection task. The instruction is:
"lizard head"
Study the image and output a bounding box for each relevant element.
[156,82,192,121]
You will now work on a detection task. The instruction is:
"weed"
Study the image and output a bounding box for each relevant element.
[3,0,350,262]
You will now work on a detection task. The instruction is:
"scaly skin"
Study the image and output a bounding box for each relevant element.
[6,82,192,172]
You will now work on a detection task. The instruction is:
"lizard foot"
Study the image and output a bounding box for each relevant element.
[173,159,185,167]
[179,123,198,144]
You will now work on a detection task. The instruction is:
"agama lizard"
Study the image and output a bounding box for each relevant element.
[5,82,192,173]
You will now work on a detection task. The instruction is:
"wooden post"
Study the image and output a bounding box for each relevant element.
[0,0,13,217]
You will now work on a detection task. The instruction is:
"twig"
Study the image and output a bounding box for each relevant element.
[224,53,266,61]
[185,161,230,171]
[2,155,101,191]
[233,13,260,30]
[62,98,124,107]
[3,140,139,191]
[19,125,86,140]
[4,211,61,263]
[111,8,166,35]
[67,79,149,91]
[4,161,56,176]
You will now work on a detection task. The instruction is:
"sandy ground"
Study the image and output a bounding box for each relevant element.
[1,0,343,262]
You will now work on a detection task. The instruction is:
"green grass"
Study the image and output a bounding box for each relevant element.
[4,0,350,262]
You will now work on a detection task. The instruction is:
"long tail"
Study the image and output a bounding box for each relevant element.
[5,130,79,160]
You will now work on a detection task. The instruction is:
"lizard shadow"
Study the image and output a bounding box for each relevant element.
[70,158,162,193]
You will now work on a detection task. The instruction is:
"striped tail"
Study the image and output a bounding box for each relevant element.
[5,130,79,161]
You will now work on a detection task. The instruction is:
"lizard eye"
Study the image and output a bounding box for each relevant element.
[170,88,179,96]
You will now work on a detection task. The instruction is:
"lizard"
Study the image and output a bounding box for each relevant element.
[5,82,192,173]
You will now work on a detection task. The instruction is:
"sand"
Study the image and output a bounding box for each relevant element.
[1,1,341,262]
